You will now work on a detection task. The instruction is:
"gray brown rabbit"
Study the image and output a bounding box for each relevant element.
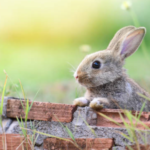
[73,26,150,111]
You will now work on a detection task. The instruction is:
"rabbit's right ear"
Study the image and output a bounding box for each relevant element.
[112,27,146,60]
[107,26,136,50]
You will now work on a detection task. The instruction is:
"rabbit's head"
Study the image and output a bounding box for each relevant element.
[74,26,146,88]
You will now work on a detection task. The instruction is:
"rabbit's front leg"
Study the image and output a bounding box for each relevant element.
[89,97,109,110]
[73,97,89,107]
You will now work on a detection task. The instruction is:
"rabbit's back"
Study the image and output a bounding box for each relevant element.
[127,77,150,111]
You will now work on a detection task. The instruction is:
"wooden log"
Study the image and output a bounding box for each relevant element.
[7,99,77,122]
[0,134,31,150]
[43,138,114,150]
[97,109,150,129]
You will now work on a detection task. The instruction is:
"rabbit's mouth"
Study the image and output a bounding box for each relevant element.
[77,76,93,88]
[74,70,93,87]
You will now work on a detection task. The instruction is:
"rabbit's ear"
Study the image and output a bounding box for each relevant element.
[114,27,146,59]
[107,26,136,50]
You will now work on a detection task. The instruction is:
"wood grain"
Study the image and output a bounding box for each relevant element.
[0,134,31,150]
[7,99,77,122]
[43,138,114,150]
[97,109,150,129]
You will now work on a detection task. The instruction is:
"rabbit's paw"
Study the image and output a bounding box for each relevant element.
[90,97,109,110]
[73,97,89,107]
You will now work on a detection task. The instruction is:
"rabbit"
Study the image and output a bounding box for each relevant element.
[73,26,150,111]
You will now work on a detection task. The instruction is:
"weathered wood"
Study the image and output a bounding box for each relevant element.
[43,138,114,150]
[97,109,150,129]
[0,134,31,150]
[7,99,77,122]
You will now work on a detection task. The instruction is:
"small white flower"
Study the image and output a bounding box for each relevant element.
[79,44,91,52]
[121,1,132,10]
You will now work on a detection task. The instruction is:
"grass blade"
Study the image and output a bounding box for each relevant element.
[138,93,150,101]
[65,125,75,142]
[138,102,146,120]
[29,89,40,111]
[25,99,29,122]
[0,75,8,115]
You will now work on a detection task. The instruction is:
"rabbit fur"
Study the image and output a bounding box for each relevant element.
[73,26,150,111]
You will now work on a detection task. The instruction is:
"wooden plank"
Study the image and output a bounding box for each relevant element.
[7,99,77,122]
[0,134,31,150]
[97,109,150,129]
[43,138,114,150]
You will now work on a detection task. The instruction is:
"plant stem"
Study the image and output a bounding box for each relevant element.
[129,9,149,63]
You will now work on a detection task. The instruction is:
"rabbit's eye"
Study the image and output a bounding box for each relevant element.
[92,60,101,69]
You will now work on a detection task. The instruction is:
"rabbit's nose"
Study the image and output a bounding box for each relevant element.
[74,71,79,79]
[75,76,78,79]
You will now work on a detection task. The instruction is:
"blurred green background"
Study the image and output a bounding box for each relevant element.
[0,0,150,103]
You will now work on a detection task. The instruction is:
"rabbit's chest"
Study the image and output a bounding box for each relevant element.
[86,78,128,99]
[96,84,125,97]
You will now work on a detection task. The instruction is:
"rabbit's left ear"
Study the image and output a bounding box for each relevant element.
[113,27,146,59]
